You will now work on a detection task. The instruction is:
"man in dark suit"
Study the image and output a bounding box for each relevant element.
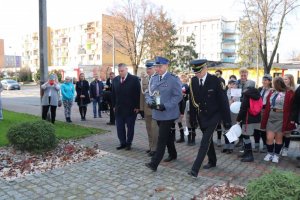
[104,72,115,125]
[90,74,104,118]
[111,63,141,150]
[188,59,231,178]
[215,69,226,147]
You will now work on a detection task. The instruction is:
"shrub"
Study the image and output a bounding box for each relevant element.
[7,120,57,153]
[18,67,32,82]
[239,169,300,200]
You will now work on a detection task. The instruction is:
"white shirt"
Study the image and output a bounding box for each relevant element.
[160,71,168,80]
[199,73,208,86]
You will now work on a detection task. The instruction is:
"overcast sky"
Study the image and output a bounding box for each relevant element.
[0,0,299,61]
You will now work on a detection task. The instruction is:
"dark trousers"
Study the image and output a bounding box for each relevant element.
[191,125,217,174]
[168,123,177,156]
[92,96,102,117]
[109,102,115,124]
[115,114,137,146]
[42,105,57,123]
[151,120,177,168]
[79,106,87,119]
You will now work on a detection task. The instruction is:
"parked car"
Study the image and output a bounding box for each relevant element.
[0,79,21,90]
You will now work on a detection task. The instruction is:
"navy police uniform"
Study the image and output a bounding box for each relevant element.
[145,56,182,171]
[188,59,231,177]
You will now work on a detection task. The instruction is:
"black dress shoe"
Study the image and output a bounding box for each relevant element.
[203,163,216,169]
[145,163,157,172]
[125,145,132,150]
[146,149,151,153]
[163,156,177,162]
[148,151,156,157]
[226,149,233,154]
[222,149,228,153]
[106,122,115,125]
[187,170,197,178]
[116,145,126,150]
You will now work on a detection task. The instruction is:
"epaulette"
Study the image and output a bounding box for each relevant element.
[170,73,178,77]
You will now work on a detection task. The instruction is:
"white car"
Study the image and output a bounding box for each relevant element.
[1,79,21,90]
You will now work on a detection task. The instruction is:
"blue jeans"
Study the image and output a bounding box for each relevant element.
[115,114,137,146]
[92,96,102,117]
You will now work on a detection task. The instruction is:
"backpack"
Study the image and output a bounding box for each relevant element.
[248,97,263,116]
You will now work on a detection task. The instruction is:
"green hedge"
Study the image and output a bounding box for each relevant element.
[237,169,300,200]
[7,120,57,153]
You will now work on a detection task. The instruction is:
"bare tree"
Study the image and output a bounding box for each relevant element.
[237,18,261,67]
[104,0,155,75]
[243,0,299,74]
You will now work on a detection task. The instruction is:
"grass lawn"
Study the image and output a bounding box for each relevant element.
[0,110,106,147]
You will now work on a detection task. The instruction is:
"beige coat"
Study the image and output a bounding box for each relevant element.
[140,75,152,116]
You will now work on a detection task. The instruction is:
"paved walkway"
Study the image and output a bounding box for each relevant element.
[1,86,300,199]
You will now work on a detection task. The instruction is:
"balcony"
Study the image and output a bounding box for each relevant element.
[223,29,236,34]
[222,49,235,53]
[222,58,236,63]
[85,27,95,33]
[222,38,235,43]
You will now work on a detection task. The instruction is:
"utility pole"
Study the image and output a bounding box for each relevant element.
[39,0,48,98]
[112,35,115,73]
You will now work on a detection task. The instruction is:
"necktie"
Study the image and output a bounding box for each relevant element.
[200,79,203,87]
[159,75,162,81]
[271,93,279,107]
[261,89,266,99]
[121,77,125,84]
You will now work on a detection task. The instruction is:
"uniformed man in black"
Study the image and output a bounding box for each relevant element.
[188,59,231,178]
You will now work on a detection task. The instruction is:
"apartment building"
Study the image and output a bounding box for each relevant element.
[22,27,52,72]
[178,16,239,63]
[22,14,131,78]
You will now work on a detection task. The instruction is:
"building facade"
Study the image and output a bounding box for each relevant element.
[21,14,131,80]
[177,16,239,63]
[22,27,52,72]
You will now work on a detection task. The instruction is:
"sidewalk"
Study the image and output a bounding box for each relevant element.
[1,88,300,198]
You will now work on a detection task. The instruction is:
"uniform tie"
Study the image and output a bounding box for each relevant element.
[121,77,125,84]
[261,89,266,99]
[159,75,162,81]
[271,93,279,107]
[199,79,203,87]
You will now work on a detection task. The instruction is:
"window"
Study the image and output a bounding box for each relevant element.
[211,24,214,30]
[97,54,101,60]
[89,55,94,61]
[186,27,189,32]
[203,25,206,30]
[194,26,198,31]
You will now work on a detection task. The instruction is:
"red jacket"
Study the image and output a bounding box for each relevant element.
[261,89,295,132]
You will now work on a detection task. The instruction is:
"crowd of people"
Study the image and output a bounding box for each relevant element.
[37,57,300,177]
[39,72,116,124]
